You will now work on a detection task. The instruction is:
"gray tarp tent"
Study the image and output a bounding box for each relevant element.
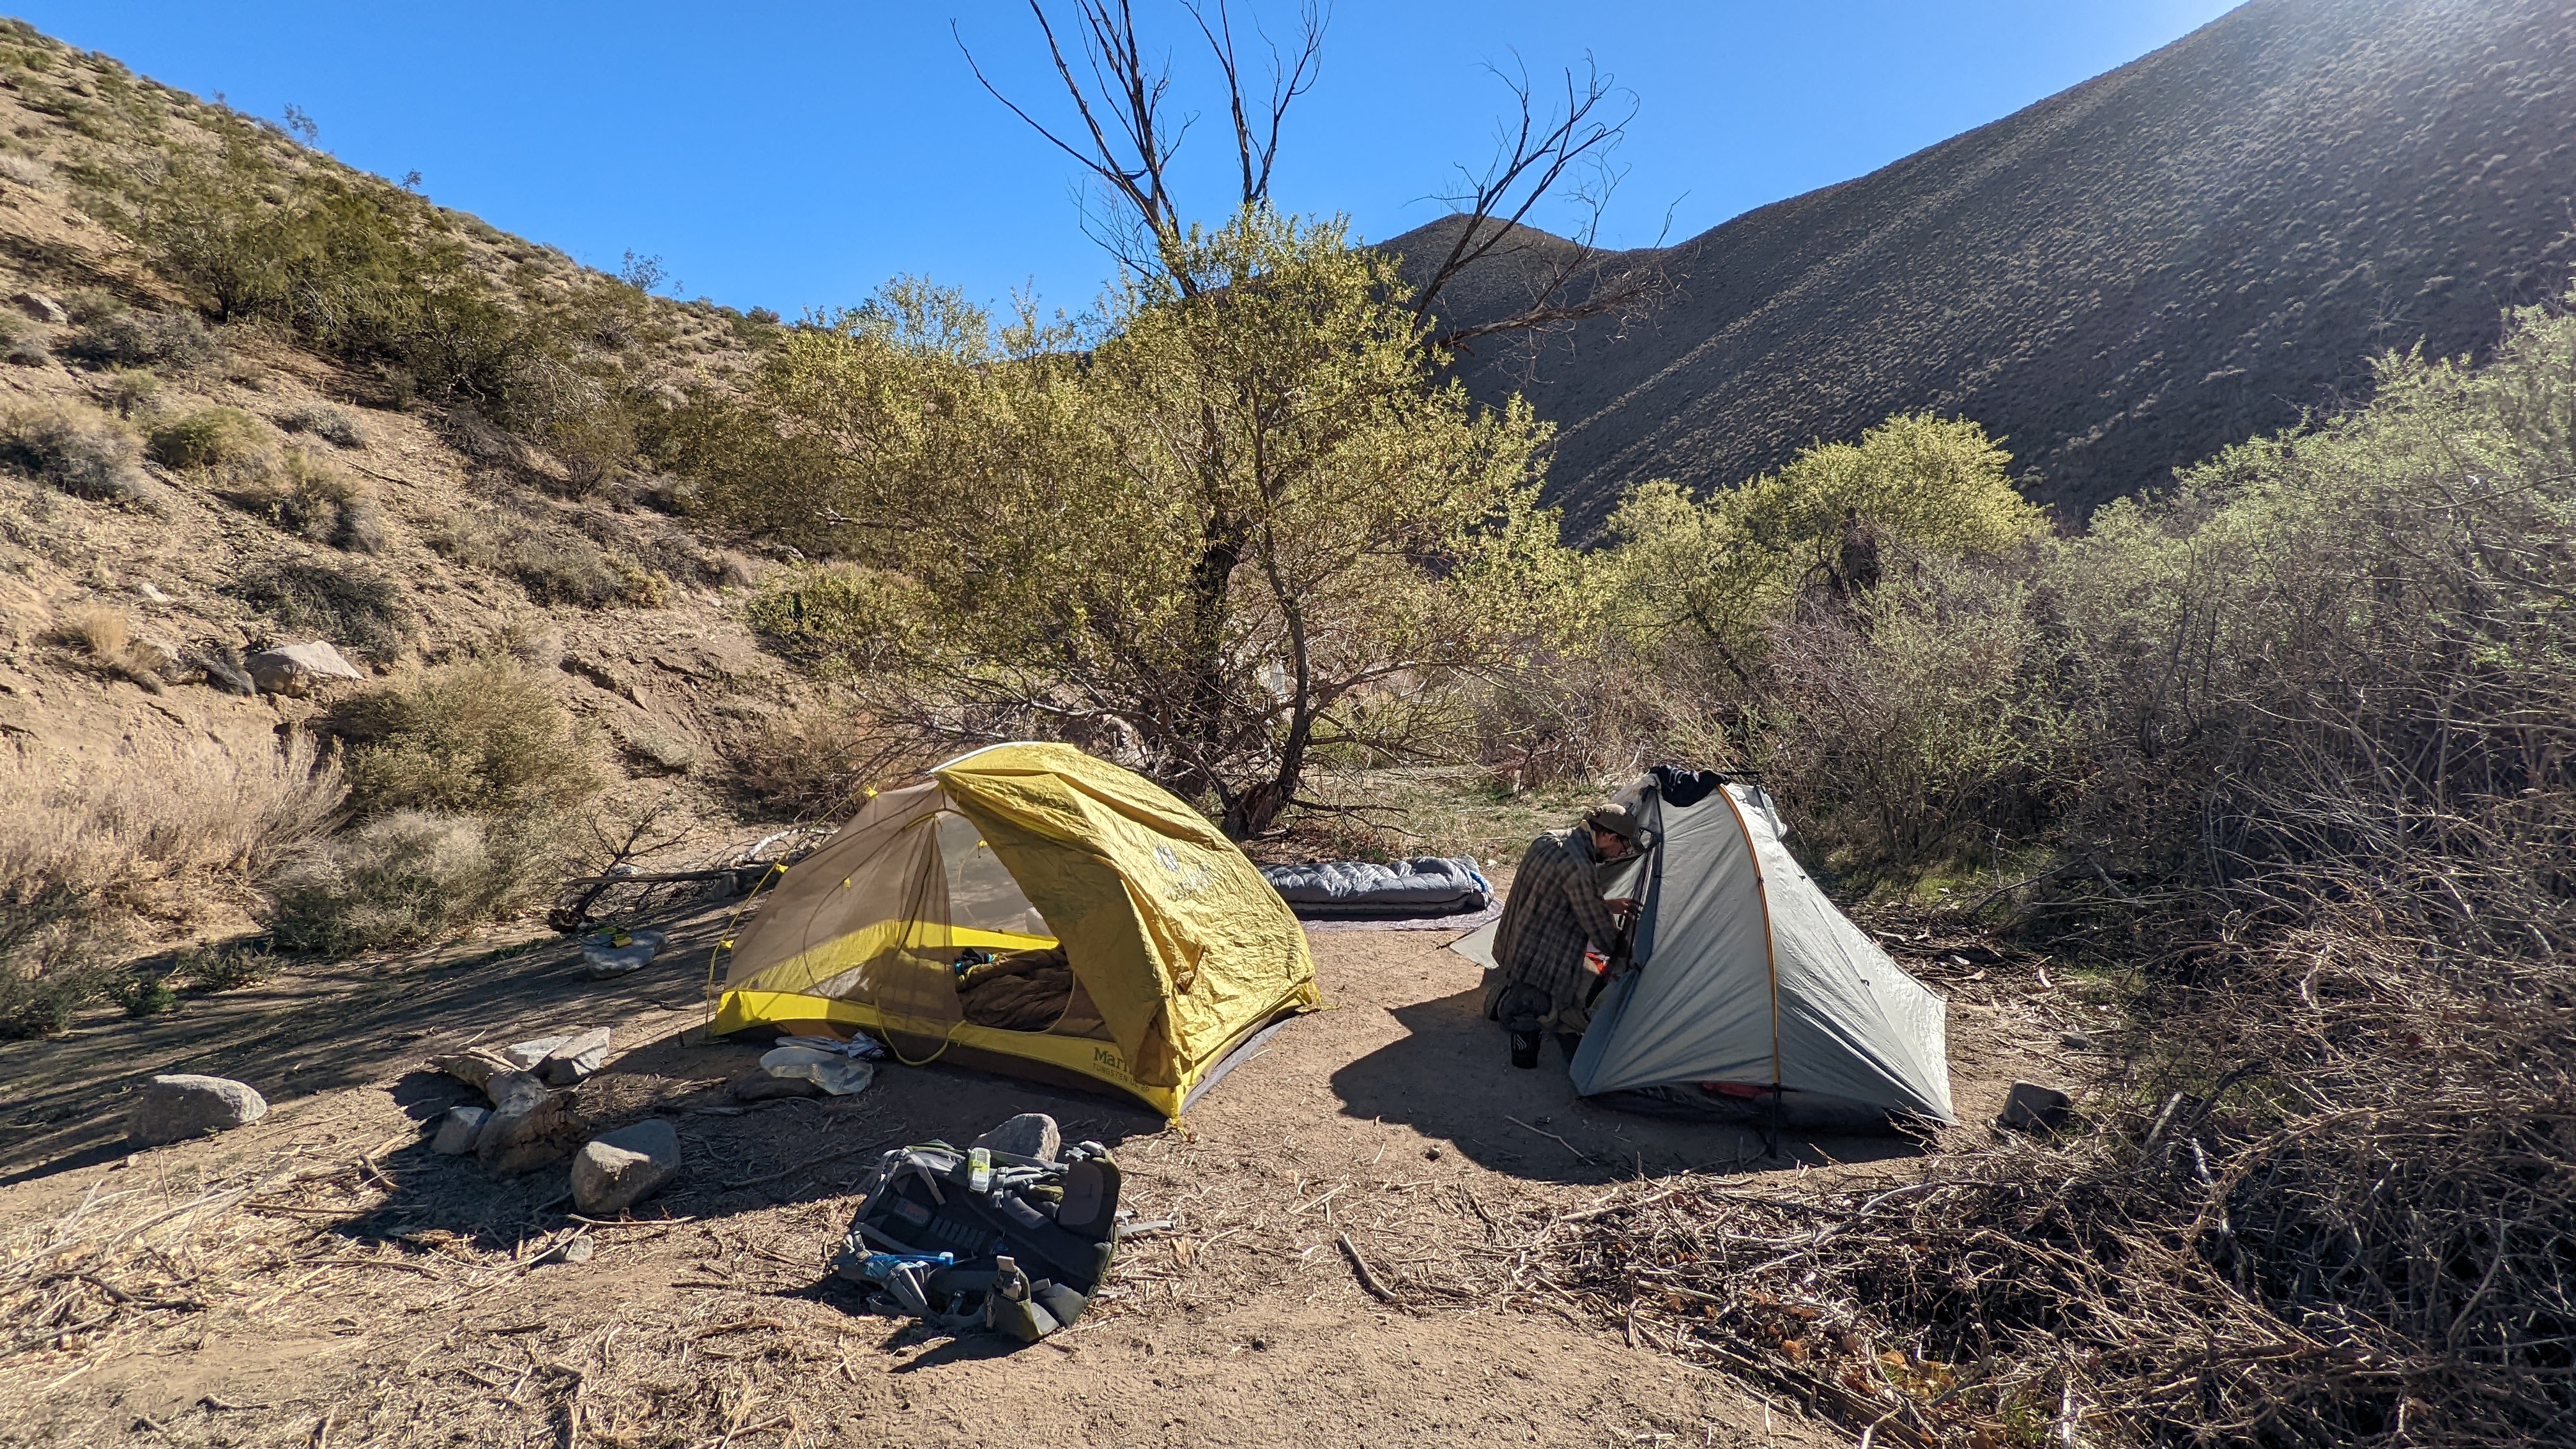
[1453,770,1954,1128]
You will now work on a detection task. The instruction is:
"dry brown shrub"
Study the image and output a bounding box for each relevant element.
[725,700,934,821]
[0,399,150,503]
[217,447,385,552]
[1,739,344,1035]
[1469,644,1745,796]
[262,809,561,953]
[425,510,670,608]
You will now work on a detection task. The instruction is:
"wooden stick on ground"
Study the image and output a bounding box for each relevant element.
[1336,1232,1400,1305]
[1505,1115,1594,1162]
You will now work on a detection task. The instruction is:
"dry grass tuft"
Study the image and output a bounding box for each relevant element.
[1,740,344,1036]
[57,606,168,690]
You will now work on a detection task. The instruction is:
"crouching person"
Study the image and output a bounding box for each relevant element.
[1484,803,1643,1066]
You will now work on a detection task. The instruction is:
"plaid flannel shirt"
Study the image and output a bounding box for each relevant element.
[1484,827,1629,1034]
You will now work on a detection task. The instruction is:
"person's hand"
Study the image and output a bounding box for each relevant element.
[1606,898,1637,926]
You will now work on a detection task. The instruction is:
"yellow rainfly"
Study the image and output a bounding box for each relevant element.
[712,742,1317,1119]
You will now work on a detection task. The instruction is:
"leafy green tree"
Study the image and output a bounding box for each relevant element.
[1597,412,2045,682]
[705,210,1575,834]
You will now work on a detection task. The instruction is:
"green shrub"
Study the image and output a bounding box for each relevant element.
[82,130,658,470]
[174,940,278,992]
[0,400,150,503]
[0,965,102,1038]
[233,560,415,661]
[145,405,264,470]
[264,809,557,953]
[114,971,176,1017]
[1596,415,2046,675]
[327,658,602,820]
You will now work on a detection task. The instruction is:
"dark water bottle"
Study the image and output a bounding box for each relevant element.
[1508,1015,1542,1070]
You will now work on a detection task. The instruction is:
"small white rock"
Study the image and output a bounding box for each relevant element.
[500,1036,572,1071]
[539,1027,612,1086]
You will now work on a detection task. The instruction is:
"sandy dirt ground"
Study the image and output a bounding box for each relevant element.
[0,910,2073,1448]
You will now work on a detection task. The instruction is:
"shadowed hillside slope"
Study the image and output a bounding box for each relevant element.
[1392,0,2576,528]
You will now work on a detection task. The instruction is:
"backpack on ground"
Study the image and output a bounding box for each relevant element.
[830,1137,1121,1341]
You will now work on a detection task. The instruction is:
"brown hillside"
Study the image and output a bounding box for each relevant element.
[0,22,794,885]
[1393,0,2576,528]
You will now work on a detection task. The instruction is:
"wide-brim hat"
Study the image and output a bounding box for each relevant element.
[1584,804,1647,843]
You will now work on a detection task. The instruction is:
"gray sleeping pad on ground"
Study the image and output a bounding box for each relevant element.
[1259,857,1491,917]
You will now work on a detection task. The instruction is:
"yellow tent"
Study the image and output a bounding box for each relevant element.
[712,742,1317,1118]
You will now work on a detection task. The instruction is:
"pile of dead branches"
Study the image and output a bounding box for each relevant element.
[1534,890,2575,1449]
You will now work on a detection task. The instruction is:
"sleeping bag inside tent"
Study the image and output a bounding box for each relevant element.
[1453,769,1955,1130]
[712,742,1318,1119]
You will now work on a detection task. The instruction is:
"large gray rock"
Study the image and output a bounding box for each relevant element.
[2001,1081,2075,1133]
[571,1119,681,1215]
[539,1027,612,1085]
[431,1105,489,1155]
[477,1088,581,1176]
[974,1112,1062,1163]
[128,1075,268,1146]
[245,640,365,696]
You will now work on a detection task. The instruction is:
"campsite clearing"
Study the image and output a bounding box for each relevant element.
[0,904,2075,1446]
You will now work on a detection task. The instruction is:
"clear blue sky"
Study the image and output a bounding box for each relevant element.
[18,2,2241,315]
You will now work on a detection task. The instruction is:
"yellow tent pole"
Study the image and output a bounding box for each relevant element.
[1713,787,1784,1136]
